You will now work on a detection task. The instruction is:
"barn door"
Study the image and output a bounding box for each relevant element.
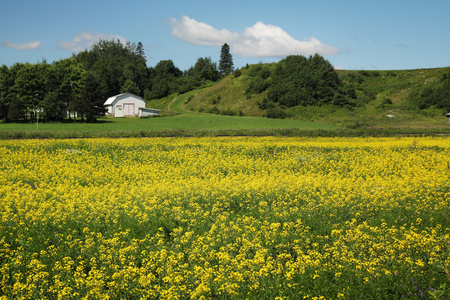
[123,103,135,116]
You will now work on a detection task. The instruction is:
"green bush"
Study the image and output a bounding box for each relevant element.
[266,108,288,119]
[220,109,236,116]
[406,71,450,111]
[267,55,355,108]
[207,106,220,114]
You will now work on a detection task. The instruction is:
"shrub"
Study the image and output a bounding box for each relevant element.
[220,109,236,116]
[212,95,221,105]
[377,98,394,110]
[207,106,220,114]
[266,107,288,119]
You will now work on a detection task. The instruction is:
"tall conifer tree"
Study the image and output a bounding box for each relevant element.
[219,43,233,76]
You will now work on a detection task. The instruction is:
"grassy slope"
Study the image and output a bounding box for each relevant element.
[183,66,450,129]
[333,68,450,128]
[184,66,270,117]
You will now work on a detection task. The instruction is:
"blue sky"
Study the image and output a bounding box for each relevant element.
[1,0,449,71]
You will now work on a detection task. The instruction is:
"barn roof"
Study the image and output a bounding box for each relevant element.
[104,93,143,106]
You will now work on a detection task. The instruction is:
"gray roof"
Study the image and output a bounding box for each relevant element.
[104,93,143,106]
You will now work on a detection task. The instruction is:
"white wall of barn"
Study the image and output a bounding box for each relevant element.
[115,97,144,116]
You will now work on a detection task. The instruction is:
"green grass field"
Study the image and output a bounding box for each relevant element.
[0,114,337,137]
[1,115,337,132]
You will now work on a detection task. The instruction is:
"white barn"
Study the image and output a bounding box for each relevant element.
[104,93,146,117]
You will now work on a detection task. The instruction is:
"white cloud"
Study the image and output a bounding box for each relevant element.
[170,16,238,46]
[169,16,340,58]
[236,22,339,57]
[2,40,42,50]
[58,32,128,53]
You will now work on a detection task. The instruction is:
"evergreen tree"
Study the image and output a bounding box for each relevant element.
[219,43,234,76]
[136,42,146,60]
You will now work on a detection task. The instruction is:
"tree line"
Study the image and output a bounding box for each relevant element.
[0,40,234,123]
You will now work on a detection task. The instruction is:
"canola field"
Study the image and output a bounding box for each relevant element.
[0,137,449,299]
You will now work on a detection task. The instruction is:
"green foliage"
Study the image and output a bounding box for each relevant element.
[212,95,221,105]
[266,107,288,119]
[220,109,238,116]
[207,106,221,114]
[147,60,182,99]
[76,39,148,98]
[7,95,23,121]
[0,65,15,120]
[267,55,354,108]
[187,57,220,82]
[52,58,87,119]
[120,79,141,95]
[377,98,394,110]
[257,97,275,110]
[79,71,108,122]
[245,64,272,97]
[13,62,49,116]
[406,71,450,112]
[41,92,63,122]
[178,57,221,94]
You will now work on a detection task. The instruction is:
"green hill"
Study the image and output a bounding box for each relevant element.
[151,63,450,129]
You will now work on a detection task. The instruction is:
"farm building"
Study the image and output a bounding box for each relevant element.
[104,93,156,117]
[138,107,160,117]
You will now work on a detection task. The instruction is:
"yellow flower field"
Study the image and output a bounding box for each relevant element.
[0,137,449,299]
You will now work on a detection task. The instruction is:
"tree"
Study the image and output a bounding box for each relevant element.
[135,42,146,60]
[79,71,107,122]
[7,95,23,121]
[52,58,87,120]
[148,60,182,98]
[75,39,149,98]
[189,57,220,82]
[121,79,141,95]
[219,43,233,76]
[267,55,354,108]
[41,92,63,122]
[0,65,14,121]
[12,62,49,120]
